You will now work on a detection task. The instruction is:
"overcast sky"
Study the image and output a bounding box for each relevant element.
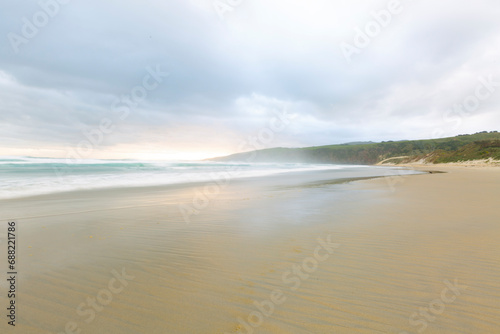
[1,0,500,160]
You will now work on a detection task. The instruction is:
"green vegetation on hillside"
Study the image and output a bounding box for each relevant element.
[210,131,500,165]
[415,139,500,163]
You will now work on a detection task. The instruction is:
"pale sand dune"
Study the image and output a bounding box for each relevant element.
[0,167,499,333]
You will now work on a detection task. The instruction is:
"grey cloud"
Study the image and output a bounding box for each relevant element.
[0,0,499,158]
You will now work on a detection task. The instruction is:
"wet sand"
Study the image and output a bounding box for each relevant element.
[0,167,499,333]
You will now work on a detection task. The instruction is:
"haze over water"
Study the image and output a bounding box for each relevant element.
[0,156,420,200]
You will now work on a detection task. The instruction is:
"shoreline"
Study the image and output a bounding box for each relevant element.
[0,165,418,203]
[378,158,500,168]
[3,161,496,203]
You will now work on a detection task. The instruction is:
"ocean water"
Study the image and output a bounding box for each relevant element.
[0,156,419,200]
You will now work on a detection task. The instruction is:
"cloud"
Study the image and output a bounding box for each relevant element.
[0,0,499,159]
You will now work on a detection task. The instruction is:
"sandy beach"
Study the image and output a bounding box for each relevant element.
[3,1,500,333]
[0,166,499,333]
